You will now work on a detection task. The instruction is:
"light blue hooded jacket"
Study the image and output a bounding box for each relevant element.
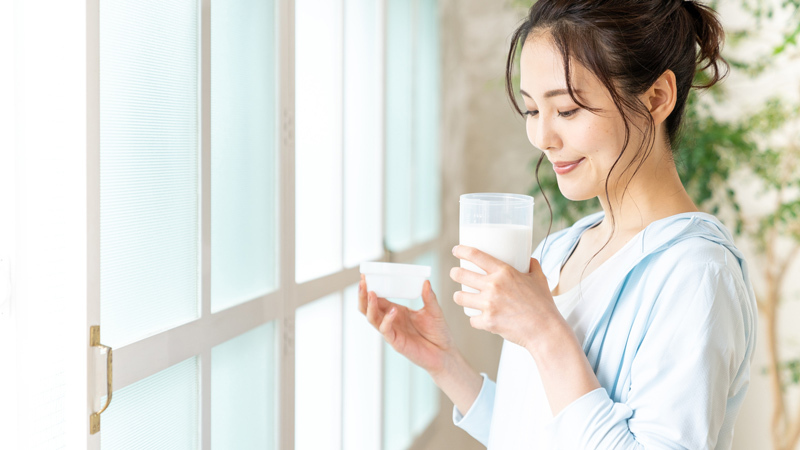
[453,211,758,449]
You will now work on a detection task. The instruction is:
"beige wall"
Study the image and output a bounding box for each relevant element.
[413,1,800,449]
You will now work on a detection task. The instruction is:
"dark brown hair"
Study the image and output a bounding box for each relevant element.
[506,0,728,271]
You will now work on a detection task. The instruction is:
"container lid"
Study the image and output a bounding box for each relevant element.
[460,193,533,205]
[359,262,431,277]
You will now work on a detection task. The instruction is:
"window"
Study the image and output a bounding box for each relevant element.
[293,0,442,448]
[6,0,441,448]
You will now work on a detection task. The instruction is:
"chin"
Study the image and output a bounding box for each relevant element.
[556,182,597,202]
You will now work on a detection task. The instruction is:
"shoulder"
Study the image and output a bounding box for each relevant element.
[636,235,753,333]
[650,235,736,269]
[625,213,757,328]
[642,221,747,295]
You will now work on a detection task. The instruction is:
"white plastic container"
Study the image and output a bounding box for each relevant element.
[359,262,431,299]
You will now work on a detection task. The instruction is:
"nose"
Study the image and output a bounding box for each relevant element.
[527,114,562,151]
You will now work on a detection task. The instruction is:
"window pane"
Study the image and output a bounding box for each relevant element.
[343,0,383,268]
[100,0,200,348]
[411,251,441,435]
[384,0,414,252]
[413,0,441,244]
[342,284,382,450]
[212,322,277,449]
[382,251,441,449]
[295,0,344,282]
[296,294,343,450]
[381,254,419,450]
[211,0,278,312]
[383,341,412,450]
[411,364,438,436]
[101,357,200,450]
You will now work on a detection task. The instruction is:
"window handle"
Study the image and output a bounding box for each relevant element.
[89,325,113,435]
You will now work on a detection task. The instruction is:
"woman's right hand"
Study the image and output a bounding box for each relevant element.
[358,274,456,377]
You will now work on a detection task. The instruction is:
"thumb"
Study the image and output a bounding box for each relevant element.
[529,257,542,274]
[421,280,440,310]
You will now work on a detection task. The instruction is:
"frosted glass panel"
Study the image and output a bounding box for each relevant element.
[412,251,441,435]
[413,249,440,307]
[342,284,382,450]
[384,0,414,252]
[212,322,277,449]
[100,0,200,347]
[382,251,440,448]
[295,0,343,282]
[383,341,412,450]
[411,363,438,436]
[295,294,343,450]
[210,0,278,312]
[382,251,421,449]
[343,0,383,268]
[413,0,441,244]
[101,357,200,450]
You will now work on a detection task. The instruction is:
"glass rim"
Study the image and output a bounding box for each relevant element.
[459,193,534,205]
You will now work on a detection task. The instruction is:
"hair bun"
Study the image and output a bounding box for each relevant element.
[682,0,729,88]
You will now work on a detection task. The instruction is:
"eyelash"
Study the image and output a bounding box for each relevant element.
[524,108,579,118]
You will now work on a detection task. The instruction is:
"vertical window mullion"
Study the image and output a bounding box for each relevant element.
[379,1,389,446]
[340,3,347,448]
[410,0,418,247]
[200,0,211,448]
[278,0,298,448]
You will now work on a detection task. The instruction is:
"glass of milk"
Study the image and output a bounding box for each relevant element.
[459,193,534,316]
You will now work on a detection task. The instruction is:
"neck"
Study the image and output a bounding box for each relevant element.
[595,149,699,238]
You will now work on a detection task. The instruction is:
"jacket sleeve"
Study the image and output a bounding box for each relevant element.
[544,261,754,449]
[452,372,496,447]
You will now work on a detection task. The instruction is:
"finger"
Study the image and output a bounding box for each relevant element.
[452,290,486,311]
[529,257,542,274]
[379,307,398,344]
[366,291,396,324]
[421,280,439,308]
[469,314,486,331]
[365,291,385,329]
[358,277,367,315]
[528,257,549,283]
[453,245,505,274]
[449,267,485,290]
[421,280,438,305]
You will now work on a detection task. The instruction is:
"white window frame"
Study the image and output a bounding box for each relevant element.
[83,0,442,448]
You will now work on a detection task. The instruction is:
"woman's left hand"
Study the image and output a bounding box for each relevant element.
[449,245,566,352]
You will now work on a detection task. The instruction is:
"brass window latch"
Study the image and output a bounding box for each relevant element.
[89,325,113,435]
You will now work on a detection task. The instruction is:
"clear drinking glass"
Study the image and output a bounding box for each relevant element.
[459,193,534,316]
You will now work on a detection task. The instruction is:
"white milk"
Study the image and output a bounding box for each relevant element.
[459,223,533,316]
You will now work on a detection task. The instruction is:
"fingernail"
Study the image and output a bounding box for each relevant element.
[389,307,396,316]
[452,245,458,254]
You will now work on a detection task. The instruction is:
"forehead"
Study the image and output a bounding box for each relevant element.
[519,33,596,99]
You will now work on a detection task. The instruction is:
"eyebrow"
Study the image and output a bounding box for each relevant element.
[519,88,580,99]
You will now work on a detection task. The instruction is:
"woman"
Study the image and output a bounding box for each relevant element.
[359,0,757,448]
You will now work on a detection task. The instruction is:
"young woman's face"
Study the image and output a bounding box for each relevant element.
[519,34,641,202]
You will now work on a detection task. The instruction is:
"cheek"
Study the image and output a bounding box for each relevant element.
[584,121,619,158]
[525,118,536,146]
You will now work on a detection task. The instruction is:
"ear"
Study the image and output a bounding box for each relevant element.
[640,69,677,127]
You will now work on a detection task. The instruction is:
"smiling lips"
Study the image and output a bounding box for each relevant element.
[552,158,585,175]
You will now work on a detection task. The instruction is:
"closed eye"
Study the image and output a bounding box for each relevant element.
[524,110,539,117]
[558,108,579,118]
